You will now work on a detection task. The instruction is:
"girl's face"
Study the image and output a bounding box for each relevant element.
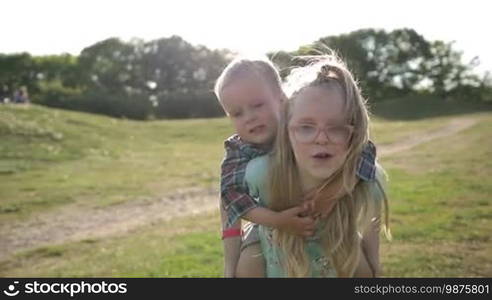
[288,85,351,190]
[220,75,281,146]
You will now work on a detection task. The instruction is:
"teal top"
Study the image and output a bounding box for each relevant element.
[244,155,385,277]
[244,155,337,277]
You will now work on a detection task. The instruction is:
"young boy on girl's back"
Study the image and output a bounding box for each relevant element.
[215,57,315,277]
[215,56,377,277]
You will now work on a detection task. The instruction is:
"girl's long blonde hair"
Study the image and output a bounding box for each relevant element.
[268,54,390,277]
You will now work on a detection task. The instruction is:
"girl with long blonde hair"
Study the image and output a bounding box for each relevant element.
[244,54,390,277]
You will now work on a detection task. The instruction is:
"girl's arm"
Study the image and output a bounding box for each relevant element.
[356,217,381,277]
[357,164,388,277]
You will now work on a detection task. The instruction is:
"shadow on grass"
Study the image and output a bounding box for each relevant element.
[369,95,492,120]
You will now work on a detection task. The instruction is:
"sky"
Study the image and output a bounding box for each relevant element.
[2,0,491,75]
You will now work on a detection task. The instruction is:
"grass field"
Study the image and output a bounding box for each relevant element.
[0,98,491,277]
[0,104,231,221]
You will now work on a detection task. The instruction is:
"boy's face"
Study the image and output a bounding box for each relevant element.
[220,76,280,146]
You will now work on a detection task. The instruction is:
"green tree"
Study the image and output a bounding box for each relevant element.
[0,53,37,96]
[423,41,481,99]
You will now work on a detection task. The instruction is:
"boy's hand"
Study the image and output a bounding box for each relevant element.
[302,200,318,218]
[276,206,316,237]
[301,183,345,219]
[302,197,338,219]
[300,189,320,217]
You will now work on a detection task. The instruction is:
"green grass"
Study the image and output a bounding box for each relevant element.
[369,95,492,144]
[377,112,492,276]
[0,104,233,221]
[0,99,491,277]
[0,211,223,277]
[370,116,454,144]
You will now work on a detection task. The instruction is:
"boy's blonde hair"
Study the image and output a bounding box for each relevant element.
[268,54,390,277]
[214,56,284,106]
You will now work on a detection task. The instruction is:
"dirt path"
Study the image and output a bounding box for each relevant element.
[0,117,478,261]
[0,188,218,261]
[378,117,477,156]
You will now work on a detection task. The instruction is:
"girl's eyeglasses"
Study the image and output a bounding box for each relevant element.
[290,124,354,144]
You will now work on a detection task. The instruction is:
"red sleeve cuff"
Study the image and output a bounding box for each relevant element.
[221,228,242,239]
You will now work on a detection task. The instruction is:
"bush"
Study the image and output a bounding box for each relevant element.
[33,80,82,108]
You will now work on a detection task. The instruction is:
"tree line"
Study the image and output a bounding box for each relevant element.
[1,28,490,120]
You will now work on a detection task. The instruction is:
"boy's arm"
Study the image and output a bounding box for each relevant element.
[243,206,315,236]
[221,140,314,237]
[220,143,260,228]
[220,140,260,277]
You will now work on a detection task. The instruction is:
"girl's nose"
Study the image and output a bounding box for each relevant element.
[314,129,329,144]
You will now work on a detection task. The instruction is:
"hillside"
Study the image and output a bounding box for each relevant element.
[0,99,491,277]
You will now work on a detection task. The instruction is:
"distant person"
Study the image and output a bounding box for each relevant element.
[20,86,30,103]
[1,85,10,103]
[13,89,21,103]
[13,86,29,104]
[244,54,391,277]
[214,56,377,277]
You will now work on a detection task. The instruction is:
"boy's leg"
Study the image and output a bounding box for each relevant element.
[236,243,265,277]
[235,223,265,277]
[223,236,241,277]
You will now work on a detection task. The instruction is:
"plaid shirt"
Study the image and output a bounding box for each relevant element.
[358,140,377,181]
[220,134,268,228]
[220,134,377,228]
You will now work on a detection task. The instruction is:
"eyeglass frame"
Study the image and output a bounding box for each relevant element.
[288,123,355,145]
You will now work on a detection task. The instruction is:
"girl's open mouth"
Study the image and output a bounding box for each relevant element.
[312,152,333,160]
